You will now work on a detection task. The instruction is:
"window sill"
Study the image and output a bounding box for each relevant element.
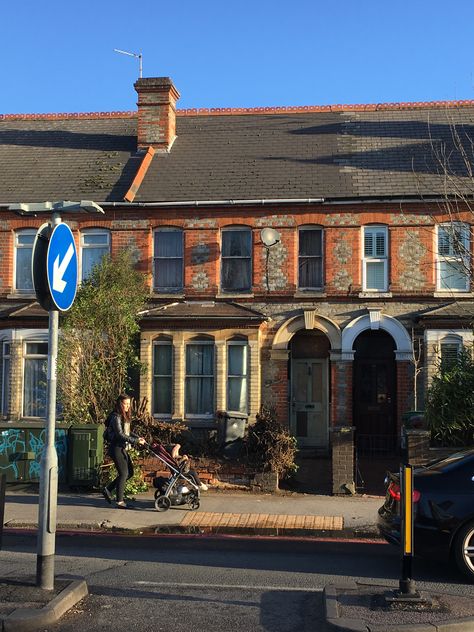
[7,293,36,300]
[293,291,327,298]
[150,292,185,299]
[216,293,254,299]
[358,292,392,298]
[184,417,216,429]
[434,291,474,297]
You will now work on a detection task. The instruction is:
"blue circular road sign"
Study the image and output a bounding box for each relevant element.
[46,223,78,311]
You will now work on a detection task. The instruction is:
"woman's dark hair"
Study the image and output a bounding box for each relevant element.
[114,393,131,420]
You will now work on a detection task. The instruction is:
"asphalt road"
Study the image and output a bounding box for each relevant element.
[3,532,474,632]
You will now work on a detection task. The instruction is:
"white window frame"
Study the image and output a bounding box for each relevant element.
[362,226,388,292]
[298,225,324,290]
[185,339,215,419]
[153,228,184,293]
[220,226,252,293]
[14,229,37,293]
[23,340,48,418]
[226,340,249,414]
[436,223,470,292]
[0,339,11,416]
[152,340,173,417]
[80,228,110,282]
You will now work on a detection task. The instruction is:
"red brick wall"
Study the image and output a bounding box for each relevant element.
[0,203,470,299]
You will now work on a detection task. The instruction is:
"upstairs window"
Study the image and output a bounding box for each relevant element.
[363,226,388,291]
[298,227,323,289]
[221,227,252,292]
[14,229,36,292]
[0,342,10,416]
[152,340,173,416]
[80,229,110,281]
[227,340,248,414]
[437,223,470,292]
[153,228,183,292]
[185,339,214,416]
[23,342,48,418]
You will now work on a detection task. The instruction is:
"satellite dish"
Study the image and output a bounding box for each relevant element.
[260,227,281,247]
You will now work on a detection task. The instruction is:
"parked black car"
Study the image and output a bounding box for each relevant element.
[377,449,474,580]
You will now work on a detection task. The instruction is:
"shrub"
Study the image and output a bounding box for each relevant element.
[130,397,187,445]
[102,447,148,499]
[426,349,474,447]
[244,406,298,478]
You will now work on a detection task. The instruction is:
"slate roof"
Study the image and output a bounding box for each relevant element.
[0,115,139,203]
[142,301,266,322]
[418,301,474,321]
[1,103,474,204]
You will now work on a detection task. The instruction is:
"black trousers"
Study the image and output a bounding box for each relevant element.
[106,445,134,502]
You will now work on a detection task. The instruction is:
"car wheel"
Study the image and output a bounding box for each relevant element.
[454,521,474,580]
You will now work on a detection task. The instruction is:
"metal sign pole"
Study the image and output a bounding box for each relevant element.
[36,212,61,590]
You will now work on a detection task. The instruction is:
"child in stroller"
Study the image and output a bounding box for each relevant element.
[149,442,205,512]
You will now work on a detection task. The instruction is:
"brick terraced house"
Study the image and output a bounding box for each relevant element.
[1,77,474,490]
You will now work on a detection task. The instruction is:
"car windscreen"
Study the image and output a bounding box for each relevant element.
[422,451,474,473]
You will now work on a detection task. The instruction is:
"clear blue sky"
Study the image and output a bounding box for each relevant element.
[2,0,474,114]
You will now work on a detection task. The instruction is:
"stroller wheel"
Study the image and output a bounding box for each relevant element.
[190,499,200,511]
[155,495,171,512]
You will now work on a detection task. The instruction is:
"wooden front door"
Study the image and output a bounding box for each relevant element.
[291,359,328,448]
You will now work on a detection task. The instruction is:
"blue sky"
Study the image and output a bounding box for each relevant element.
[2,1,474,114]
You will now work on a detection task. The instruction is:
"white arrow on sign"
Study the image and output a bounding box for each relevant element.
[52,243,74,293]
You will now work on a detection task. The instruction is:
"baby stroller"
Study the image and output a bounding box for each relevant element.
[147,442,201,512]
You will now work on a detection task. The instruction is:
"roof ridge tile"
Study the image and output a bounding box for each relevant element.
[2,99,474,120]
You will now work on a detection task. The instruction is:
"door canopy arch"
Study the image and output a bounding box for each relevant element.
[272,312,341,351]
[341,311,412,358]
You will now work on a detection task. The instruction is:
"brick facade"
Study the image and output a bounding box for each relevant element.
[0,200,471,483]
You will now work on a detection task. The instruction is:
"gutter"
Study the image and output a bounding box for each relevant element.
[99,198,326,207]
[1,194,470,210]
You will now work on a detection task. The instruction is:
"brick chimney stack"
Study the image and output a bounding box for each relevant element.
[134,77,180,151]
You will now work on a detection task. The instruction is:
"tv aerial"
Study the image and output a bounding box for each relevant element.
[114,48,143,78]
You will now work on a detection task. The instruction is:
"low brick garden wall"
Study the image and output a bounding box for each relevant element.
[136,455,279,493]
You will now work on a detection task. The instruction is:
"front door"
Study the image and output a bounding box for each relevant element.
[291,359,328,448]
[353,330,397,453]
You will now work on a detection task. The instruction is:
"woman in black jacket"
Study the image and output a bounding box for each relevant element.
[102,394,145,508]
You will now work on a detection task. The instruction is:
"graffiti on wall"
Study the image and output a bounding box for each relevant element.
[0,427,68,481]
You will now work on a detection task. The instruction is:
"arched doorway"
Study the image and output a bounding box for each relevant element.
[353,330,397,453]
[290,330,330,448]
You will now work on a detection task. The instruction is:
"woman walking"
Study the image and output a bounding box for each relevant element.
[102,394,145,508]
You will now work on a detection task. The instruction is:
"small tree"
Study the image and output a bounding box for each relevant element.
[58,250,148,425]
[425,349,474,447]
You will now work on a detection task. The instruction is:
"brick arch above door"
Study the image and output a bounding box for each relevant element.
[341,311,412,361]
[272,312,341,352]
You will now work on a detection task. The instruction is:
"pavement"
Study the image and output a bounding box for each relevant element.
[2,485,474,631]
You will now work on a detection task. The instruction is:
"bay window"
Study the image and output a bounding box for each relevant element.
[153,340,173,416]
[185,340,214,416]
[227,341,248,414]
[23,342,48,418]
